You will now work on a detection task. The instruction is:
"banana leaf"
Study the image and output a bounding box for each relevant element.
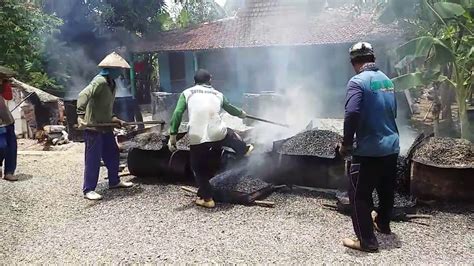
[397,36,456,66]
[392,72,429,91]
[434,2,466,18]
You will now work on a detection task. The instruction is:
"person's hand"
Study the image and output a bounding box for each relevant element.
[239,110,248,119]
[168,135,177,152]
[77,116,87,130]
[338,144,352,158]
[111,117,126,128]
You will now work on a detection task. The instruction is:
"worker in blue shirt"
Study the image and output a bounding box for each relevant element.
[339,42,400,252]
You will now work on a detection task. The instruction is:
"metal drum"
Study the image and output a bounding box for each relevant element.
[270,139,346,189]
[411,159,474,202]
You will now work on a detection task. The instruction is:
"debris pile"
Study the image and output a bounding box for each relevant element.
[413,137,474,168]
[396,155,410,193]
[208,165,275,205]
[128,131,191,151]
[372,191,416,209]
[176,134,190,151]
[130,131,166,151]
[278,130,342,158]
[211,174,270,194]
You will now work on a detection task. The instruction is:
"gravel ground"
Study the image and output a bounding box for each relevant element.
[0,143,473,264]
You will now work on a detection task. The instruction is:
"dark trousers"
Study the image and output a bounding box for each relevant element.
[83,130,120,193]
[0,124,17,175]
[190,129,247,199]
[348,154,398,249]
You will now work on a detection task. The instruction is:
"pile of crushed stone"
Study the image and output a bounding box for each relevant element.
[128,132,191,151]
[413,137,474,168]
[278,130,342,158]
[130,131,166,151]
[211,174,270,194]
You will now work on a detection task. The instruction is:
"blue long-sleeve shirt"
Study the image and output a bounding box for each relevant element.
[343,65,400,157]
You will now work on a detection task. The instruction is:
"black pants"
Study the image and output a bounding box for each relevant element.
[190,129,248,199]
[348,154,398,249]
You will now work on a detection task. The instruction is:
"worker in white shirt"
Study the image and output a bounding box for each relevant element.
[168,69,253,208]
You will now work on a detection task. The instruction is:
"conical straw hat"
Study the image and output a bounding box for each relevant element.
[98,52,131,69]
[0,66,17,78]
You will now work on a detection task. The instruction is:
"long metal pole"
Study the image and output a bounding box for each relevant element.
[246,114,289,128]
[74,120,165,129]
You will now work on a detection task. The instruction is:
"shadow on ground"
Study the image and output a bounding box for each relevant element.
[14,174,33,182]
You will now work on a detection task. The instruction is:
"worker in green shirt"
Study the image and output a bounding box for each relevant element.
[76,52,133,201]
[168,69,253,208]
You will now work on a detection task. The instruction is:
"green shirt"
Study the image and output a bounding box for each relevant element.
[76,75,116,128]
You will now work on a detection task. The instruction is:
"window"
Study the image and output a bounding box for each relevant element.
[169,52,186,81]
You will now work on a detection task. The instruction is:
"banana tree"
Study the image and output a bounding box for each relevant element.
[392,0,474,140]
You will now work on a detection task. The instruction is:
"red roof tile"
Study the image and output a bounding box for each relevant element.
[133,2,401,53]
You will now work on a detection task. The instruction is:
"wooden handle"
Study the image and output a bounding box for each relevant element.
[253,200,275,208]
[405,214,432,219]
[181,186,198,194]
[180,186,275,208]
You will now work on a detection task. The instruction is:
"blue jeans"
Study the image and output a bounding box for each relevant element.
[83,130,120,194]
[0,124,17,175]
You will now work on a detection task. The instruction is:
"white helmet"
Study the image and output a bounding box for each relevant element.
[349,42,375,60]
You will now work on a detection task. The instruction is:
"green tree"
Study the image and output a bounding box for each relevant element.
[0,0,62,90]
[379,0,473,139]
[159,0,226,30]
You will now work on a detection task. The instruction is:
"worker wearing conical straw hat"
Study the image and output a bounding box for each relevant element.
[0,66,18,182]
[76,52,133,201]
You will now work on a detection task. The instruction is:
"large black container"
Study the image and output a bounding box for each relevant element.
[270,139,347,189]
[127,138,227,182]
[128,148,193,181]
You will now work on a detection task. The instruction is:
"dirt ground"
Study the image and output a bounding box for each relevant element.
[0,142,473,264]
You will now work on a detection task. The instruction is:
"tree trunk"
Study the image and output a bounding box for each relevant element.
[432,84,441,137]
[458,97,472,140]
[440,82,453,127]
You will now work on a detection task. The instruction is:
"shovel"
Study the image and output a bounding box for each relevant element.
[246,114,289,128]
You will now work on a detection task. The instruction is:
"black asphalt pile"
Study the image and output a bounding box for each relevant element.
[372,191,416,209]
[335,191,416,216]
[209,165,273,204]
[396,155,410,194]
[130,131,166,151]
[128,132,191,151]
[176,134,190,151]
[278,130,342,158]
[211,174,270,194]
[413,137,474,167]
